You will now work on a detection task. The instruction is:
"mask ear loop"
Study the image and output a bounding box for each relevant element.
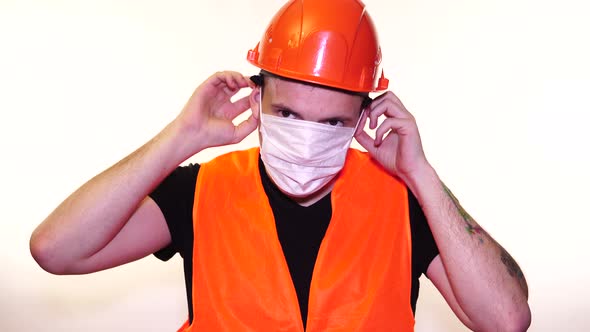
[353,96,373,135]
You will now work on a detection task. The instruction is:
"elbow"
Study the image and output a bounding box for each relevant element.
[471,302,532,332]
[512,309,532,332]
[501,304,532,332]
[29,230,70,275]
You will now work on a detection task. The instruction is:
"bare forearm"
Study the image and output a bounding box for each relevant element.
[405,164,530,331]
[30,121,200,273]
[31,72,258,274]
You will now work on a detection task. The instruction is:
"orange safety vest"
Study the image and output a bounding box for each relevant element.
[179,148,414,331]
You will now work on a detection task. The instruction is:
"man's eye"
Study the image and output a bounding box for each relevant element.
[279,110,296,119]
[326,119,344,127]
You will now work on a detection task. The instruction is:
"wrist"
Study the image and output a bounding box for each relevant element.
[401,161,440,200]
[158,119,208,163]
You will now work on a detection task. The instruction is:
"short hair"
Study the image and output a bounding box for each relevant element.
[251,70,373,110]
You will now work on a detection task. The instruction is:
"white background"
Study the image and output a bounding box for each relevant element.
[1,0,589,330]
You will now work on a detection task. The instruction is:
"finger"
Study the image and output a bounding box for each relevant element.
[229,72,248,89]
[367,100,399,128]
[367,104,383,129]
[374,117,414,146]
[366,98,398,129]
[206,73,236,99]
[227,71,254,90]
[221,80,252,101]
[245,74,256,89]
[366,94,397,128]
[223,72,255,97]
[209,71,230,88]
[209,71,244,91]
[235,73,254,89]
[384,90,408,110]
[370,95,408,120]
[225,95,251,119]
[366,99,413,133]
[372,90,404,109]
[354,128,378,155]
[221,71,239,91]
[231,113,258,143]
[370,91,414,120]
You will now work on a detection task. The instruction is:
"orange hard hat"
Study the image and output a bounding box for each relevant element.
[247,0,389,93]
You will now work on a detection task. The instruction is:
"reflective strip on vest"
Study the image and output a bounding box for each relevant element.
[180,148,414,331]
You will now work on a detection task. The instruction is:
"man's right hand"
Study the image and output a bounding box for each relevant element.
[172,71,258,157]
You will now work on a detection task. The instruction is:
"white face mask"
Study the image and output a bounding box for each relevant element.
[259,108,360,197]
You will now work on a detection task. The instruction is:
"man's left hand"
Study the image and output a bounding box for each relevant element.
[355,91,430,184]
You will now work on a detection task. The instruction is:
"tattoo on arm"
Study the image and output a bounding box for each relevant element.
[500,248,523,278]
[441,182,486,243]
[501,247,528,296]
[442,182,528,293]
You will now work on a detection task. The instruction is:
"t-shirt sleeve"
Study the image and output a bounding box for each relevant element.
[409,188,439,278]
[149,163,200,261]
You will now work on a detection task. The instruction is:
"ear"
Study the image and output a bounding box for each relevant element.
[249,86,262,121]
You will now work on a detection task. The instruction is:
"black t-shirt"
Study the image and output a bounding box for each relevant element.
[150,157,439,327]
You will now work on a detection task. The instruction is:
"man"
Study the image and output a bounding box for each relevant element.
[30,0,531,331]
